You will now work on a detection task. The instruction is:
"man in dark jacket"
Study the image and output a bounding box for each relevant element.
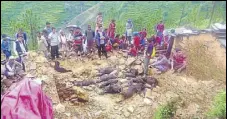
[96,27,108,59]
[15,28,28,52]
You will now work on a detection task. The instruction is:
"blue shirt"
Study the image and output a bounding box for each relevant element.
[146,43,153,57]
[1,39,10,51]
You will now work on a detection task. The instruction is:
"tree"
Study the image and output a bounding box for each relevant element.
[208,1,216,27]
[22,9,41,50]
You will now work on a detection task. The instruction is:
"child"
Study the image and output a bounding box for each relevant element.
[139,28,147,41]
[105,40,112,52]
[119,35,127,50]
[113,34,120,50]
[128,44,137,57]
[133,33,140,51]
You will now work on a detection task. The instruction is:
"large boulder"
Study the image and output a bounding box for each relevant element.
[126,57,136,66]
[72,86,89,102]
[133,65,144,74]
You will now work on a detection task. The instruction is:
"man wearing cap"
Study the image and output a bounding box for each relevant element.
[126,19,133,44]
[48,27,60,60]
[1,34,12,59]
[44,22,52,52]
[4,56,23,77]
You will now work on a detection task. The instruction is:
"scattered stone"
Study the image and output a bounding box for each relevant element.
[72,86,89,102]
[64,112,71,117]
[165,91,179,101]
[118,72,124,78]
[55,103,65,113]
[133,65,144,74]
[119,59,125,65]
[119,65,126,70]
[126,57,136,66]
[127,106,134,113]
[114,106,119,110]
[143,98,152,105]
[29,63,37,70]
[134,60,142,65]
[123,109,130,117]
[83,86,93,91]
[123,53,128,58]
[110,70,118,75]
[119,78,128,84]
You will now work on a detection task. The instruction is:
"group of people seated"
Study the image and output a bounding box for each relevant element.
[1,12,187,83]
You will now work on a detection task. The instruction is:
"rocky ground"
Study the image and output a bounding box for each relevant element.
[20,34,226,119]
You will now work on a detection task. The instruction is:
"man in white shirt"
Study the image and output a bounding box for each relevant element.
[59,30,68,58]
[48,27,60,60]
[67,29,74,50]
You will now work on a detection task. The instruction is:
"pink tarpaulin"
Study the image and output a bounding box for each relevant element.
[1,77,53,119]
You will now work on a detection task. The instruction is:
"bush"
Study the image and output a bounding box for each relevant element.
[206,91,226,119]
[154,100,177,119]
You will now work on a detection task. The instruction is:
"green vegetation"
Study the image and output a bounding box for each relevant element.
[1,1,97,36]
[99,1,226,37]
[1,1,226,49]
[206,91,226,119]
[1,1,97,50]
[153,100,178,119]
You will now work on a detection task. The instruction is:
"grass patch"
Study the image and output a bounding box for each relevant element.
[153,100,178,119]
[184,39,226,81]
[206,90,226,119]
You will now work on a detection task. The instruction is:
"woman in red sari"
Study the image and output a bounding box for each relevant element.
[108,19,116,41]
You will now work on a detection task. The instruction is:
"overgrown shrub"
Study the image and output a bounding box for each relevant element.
[206,91,226,119]
[153,100,177,119]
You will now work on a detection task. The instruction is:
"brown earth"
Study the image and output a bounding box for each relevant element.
[23,33,226,119]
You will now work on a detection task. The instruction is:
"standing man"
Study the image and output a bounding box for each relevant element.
[37,30,48,58]
[67,29,74,50]
[107,19,116,43]
[143,38,154,77]
[96,27,108,59]
[126,19,133,45]
[59,30,68,58]
[1,34,11,59]
[157,21,165,42]
[48,27,60,60]
[85,25,95,55]
[165,29,175,59]
[15,28,28,51]
[13,35,27,71]
[96,12,103,34]
[44,22,52,52]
